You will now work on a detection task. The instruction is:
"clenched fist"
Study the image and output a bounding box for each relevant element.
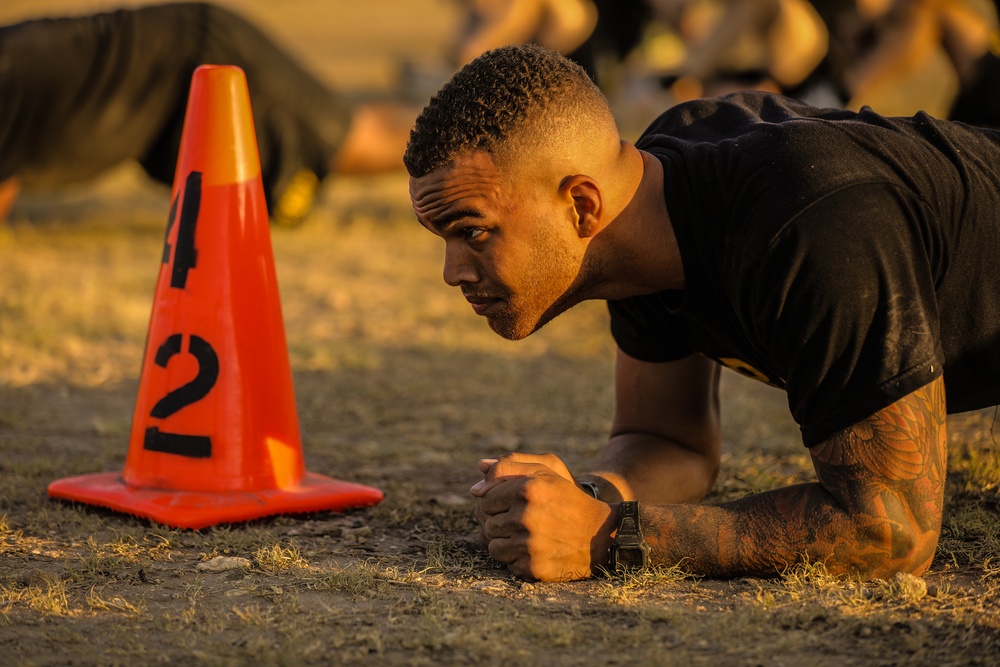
[470,452,616,581]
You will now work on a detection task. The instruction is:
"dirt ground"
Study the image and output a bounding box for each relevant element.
[1,1,999,665]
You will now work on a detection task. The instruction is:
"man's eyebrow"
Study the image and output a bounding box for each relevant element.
[429,208,484,232]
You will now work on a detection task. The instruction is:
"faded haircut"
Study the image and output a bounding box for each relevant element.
[403,44,612,178]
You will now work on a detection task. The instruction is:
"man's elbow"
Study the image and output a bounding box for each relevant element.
[857,519,941,580]
[675,429,722,502]
[655,441,720,504]
[893,523,941,577]
[694,451,721,501]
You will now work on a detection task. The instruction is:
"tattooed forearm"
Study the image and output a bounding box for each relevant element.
[639,377,947,578]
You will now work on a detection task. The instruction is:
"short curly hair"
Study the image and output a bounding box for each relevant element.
[404,44,611,177]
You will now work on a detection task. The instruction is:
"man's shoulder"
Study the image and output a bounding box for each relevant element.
[634,92,863,196]
[636,94,878,249]
[635,92,854,150]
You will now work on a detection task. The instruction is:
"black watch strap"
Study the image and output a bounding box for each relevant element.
[610,501,650,572]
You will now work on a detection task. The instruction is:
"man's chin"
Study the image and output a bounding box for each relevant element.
[486,315,534,341]
[486,317,531,340]
[485,310,553,341]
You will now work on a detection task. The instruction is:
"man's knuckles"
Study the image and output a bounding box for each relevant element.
[500,452,573,479]
[502,451,559,466]
[487,459,549,480]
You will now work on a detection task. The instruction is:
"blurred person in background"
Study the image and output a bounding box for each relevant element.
[454,0,660,85]
[646,0,829,102]
[807,0,999,121]
[598,0,998,125]
[455,0,599,66]
[0,2,417,227]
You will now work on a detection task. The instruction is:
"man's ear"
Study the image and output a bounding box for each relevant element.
[559,174,603,238]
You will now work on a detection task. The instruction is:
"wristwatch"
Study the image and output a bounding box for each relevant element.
[610,501,650,572]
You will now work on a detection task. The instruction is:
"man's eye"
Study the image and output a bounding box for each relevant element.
[463,227,487,242]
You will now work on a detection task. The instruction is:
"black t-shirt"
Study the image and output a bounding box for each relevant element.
[611,92,1000,446]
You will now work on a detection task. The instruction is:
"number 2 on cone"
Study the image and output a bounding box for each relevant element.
[145,172,219,458]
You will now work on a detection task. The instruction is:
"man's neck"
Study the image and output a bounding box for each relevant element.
[594,146,685,300]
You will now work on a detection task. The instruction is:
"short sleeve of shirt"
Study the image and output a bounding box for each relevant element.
[608,294,693,363]
[608,181,946,447]
[755,183,944,445]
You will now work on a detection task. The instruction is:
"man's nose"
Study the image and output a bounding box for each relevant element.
[443,242,480,287]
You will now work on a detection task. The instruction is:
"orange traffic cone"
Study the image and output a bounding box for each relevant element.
[48,65,383,529]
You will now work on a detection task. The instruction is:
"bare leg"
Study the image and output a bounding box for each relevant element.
[457,0,545,65]
[331,103,419,175]
[457,0,597,64]
[536,0,598,55]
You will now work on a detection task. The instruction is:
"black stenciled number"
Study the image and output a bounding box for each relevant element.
[146,170,218,459]
[161,195,178,264]
[150,334,219,418]
[161,171,202,289]
[143,334,219,458]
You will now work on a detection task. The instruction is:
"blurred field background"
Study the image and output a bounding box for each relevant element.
[1,1,999,665]
[0,0,461,93]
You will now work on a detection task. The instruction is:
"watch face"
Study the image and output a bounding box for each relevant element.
[614,547,647,571]
[612,501,649,571]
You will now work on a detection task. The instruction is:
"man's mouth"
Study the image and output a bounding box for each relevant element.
[463,293,504,316]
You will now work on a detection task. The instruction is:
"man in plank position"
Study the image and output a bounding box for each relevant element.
[404,44,1000,582]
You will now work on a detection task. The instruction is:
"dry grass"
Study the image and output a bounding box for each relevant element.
[1,172,999,665]
[2,0,999,661]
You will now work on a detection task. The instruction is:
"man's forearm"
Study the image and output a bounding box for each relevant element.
[638,479,938,579]
[581,433,720,505]
[640,484,889,577]
[623,378,947,580]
